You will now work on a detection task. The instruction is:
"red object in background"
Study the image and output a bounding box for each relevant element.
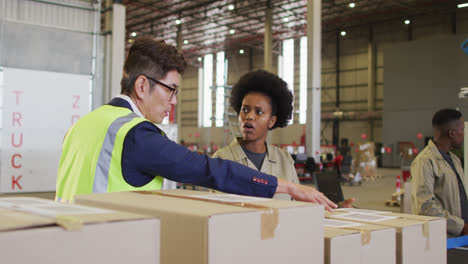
[417,132,423,139]
[349,142,354,147]
[188,133,192,138]
[292,141,297,146]
[396,175,401,191]
[355,147,359,153]
[213,145,218,151]
[361,133,367,140]
[169,105,175,123]
[195,132,200,138]
[412,148,419,155]
[334,154,344,169]
[386,147,392,153]
[402,170,411,182]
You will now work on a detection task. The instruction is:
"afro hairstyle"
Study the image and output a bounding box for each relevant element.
[230,69,293,129]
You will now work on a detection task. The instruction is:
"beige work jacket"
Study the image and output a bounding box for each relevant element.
[411,140,468,237]
[213,137,300,200]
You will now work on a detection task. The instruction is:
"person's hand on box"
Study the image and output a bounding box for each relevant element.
[276,178,338,212]
[339,198,356,208]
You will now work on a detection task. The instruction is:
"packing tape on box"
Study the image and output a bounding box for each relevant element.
[341,227,371,245]
[135,191,279,240]
[55,215,84,231]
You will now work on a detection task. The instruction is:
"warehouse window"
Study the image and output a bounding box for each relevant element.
[299,36,307,124]
[279,38,294,123]
[200,54,213,127]
[215,51,227,127]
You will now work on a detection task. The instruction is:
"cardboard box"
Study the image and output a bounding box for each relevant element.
[326,208,446,264]
[324,218,396,264]
[0,197,160,264]
[75,189,324,264]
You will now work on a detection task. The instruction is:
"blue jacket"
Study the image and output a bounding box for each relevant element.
[110,97,278,198]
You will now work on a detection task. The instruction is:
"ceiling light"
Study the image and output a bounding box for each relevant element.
[340,31,346,36]
[175,19,181,25]
[239,49,244,54]
[184,40,189,45]
[404,19,410,25]
[131,32,137,37]
[197,57,202,62]
[349,3,355,8]
[283,17,289,22]
[229,29,235,34]
[228,4,235,10]
[458,3,468,8]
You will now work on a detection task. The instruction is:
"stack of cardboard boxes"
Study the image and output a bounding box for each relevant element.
[0,190,447,264]
[355,142,378,180]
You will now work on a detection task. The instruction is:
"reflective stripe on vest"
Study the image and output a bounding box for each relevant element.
[93,112,139,193]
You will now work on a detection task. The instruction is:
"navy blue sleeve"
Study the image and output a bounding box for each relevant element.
[122,122,278,198]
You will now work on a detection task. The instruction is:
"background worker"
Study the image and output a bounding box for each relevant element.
[411,108,468,237]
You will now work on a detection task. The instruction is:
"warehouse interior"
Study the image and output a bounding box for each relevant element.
[1,0,468,262]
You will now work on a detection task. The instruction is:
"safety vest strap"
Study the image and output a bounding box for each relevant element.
[93,111,141,193]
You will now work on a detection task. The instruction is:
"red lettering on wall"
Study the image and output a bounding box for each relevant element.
[12,176,22,190]
[11,154,22,169]
[72,115,80,125]
[11,133,23,148]
[12,91,23,106]
[72,95,80,109]
[12,112,22,127]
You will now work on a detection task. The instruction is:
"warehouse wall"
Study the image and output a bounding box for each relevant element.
[179,10,468,158]
[383,34,468,167]
[0,0,104,109]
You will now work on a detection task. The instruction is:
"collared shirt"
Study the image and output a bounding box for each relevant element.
[241,145,267,170]
[107,97,278,198]
[213,137,300,200]
[411,139,468,237]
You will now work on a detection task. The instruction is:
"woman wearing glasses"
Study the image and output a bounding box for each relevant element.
[213,70,299,200]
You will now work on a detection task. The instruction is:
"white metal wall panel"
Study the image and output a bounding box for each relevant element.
[3,0,95,33]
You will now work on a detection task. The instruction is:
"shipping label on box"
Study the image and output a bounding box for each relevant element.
[75,189,324,264]
[0,197,160,264]
[326,209,446,264]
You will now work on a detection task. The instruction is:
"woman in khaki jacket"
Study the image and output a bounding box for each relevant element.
[212,70,299,200]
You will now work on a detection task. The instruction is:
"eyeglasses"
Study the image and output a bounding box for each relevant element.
[143,75,180,100]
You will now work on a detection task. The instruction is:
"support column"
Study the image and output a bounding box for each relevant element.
[264,1,273,72]
[368,25,376,141]
[176,25,183,142]
[110,3,126,98]
[306,0,322,163]
[332,31,340,147]
[104,2,126,103]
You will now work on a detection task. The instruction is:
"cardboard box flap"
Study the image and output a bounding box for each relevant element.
[327,210,424,229]
[76,190,321,218]
[0,197,153,232]
[324,218,393,245]
[0,208,55,231]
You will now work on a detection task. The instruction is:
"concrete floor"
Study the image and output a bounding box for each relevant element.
[340,168,403,213]
[0,168,404,213]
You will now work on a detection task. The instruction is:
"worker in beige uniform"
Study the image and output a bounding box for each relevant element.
[213,70,355,206]
[213,70,298,200]
[411,108,468,237]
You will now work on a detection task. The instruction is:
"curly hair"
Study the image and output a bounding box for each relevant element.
[120,37,187,95]
[230,69,293,129]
